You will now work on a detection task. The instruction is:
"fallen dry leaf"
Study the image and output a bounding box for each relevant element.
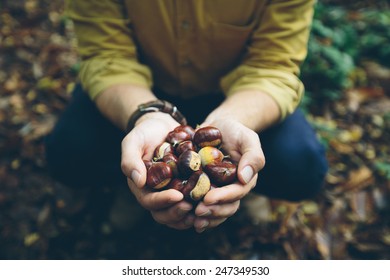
[346,87,385,112]
[342,166,375,191]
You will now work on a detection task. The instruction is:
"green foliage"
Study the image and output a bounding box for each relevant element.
[357,10,390,67]
[374,161,390,180]
[300,3,390,107]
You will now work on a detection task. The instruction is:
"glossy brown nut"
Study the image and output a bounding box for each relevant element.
[143,159,153,170]
[183,171,211,201]
[166,129,192,147]
[154,142,174,160]
[168,178,185,192]
[175,140,195,156]
[193,126,222,148]
[174,125,195,139]
[178,150,201,177]
[204,161,237,186]
[146,162,173,190]
[198,146,224,167]
[162,153,179,177]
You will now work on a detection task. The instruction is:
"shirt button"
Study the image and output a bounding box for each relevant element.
[181,20,190,30]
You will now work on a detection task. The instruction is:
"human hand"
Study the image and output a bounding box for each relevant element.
[121,112,195,229]
[192,118,265,233]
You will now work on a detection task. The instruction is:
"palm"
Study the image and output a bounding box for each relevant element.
[133,117,179,161]
[214,121,245,163]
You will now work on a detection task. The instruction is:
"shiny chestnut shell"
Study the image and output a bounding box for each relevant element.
[178,150,202,177]
[168,178,185,192]
[143,159,153,170]
[162,153,179,177]
[146,162,173,190]
[166,129,192,146]
[154,142,174,160]
[204,161,237,186]
[184,171,211,201]
[193,126,222,148]
[198,146,224,167]
[174,125,195,139]
[175,140,195,156]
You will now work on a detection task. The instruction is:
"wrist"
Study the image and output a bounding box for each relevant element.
[206,90,280,132]
[135,111,178,127]
[127,100,187,133]
[95,84,157,131]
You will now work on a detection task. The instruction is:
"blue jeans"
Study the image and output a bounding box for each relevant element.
[45,85,328,201]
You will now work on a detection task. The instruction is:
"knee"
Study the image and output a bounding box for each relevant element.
[44,126,85,187]
[280,139,328,201]
[258,137,328,202]
[45,121,124,188]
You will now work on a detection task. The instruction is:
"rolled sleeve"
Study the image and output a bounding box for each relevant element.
[78,57,152,100]
[220,0,315,120]
[66,0,152,100]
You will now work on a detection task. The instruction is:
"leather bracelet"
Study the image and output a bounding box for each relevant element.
[126,100,187,133]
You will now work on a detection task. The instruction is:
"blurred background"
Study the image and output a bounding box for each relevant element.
[0,0,389,260]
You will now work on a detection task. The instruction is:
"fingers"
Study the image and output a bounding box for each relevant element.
[151,200,194,227]
[121,114,179,189]
[237,130,265,185]
[128,178,183,211]
[195,200,240,218]
[193,200,240,233]
[128,178,194,230]
[202,175,257,205]
[165,215,196,230]
[121,131,148,188]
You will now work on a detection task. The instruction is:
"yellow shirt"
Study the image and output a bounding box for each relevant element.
[66,0,315,120]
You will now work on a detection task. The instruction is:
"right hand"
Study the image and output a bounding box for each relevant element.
[121,112,195,229]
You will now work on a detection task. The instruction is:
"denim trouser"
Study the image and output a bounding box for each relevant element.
[45,84,328,201]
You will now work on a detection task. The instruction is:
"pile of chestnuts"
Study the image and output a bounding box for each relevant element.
[144,125,238,202]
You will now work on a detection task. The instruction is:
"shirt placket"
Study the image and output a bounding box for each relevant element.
[175,0,193,95]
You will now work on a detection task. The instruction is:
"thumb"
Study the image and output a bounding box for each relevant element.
[237,135,265,185]
[121,132,147,188]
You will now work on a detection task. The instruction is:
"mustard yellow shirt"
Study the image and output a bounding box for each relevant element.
[66,0,315,119]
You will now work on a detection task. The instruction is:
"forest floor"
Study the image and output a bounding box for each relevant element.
[1,0,390,260]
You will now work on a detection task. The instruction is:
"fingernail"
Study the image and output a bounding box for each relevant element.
[196,220,209,233]
[205,200,219,206]
[241,166,254,184]
[131,170,141,187]
[177,207,191,216]
[198,210,211,217]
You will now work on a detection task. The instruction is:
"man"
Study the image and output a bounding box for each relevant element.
[46,0,328,233]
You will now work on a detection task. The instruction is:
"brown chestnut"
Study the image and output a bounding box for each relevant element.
[204,161,237,186]
[182,171,211,201]
[168,178,186,192]
[146,162,173,190]
[154,142,174,160]
[193,126,222,148]
[166,129,192,147]
[162,153,179,177]
[178,150,201,177]
[174,125,195,139]
[175,140,195,156]
[143,159,153,170]
[198,146,224,167]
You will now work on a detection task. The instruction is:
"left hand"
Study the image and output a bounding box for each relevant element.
[192,118,265,233]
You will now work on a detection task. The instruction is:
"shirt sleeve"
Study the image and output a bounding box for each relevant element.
[66,0,153,100]
[220,0,315,120]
